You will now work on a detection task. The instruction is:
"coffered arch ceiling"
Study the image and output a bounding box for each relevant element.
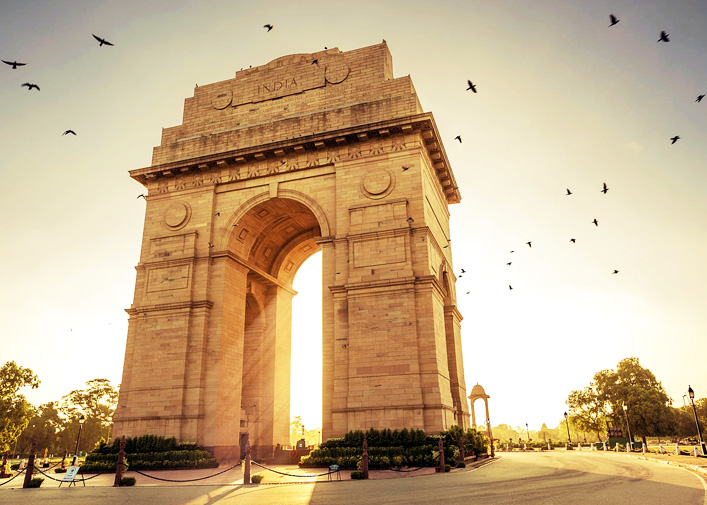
[228,197,322,286]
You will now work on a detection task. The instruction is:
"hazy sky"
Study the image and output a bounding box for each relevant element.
[2,0,706,434]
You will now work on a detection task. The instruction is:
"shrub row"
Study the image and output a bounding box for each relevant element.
[80,456,218,473]
[93,435,199,455]
[86,450,211,464]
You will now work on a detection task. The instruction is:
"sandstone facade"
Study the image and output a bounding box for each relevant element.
[113,42,470,461]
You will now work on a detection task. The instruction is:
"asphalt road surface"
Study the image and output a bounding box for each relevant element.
[2,451,705,505]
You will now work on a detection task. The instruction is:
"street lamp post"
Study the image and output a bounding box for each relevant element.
[622,402,633,451]
[564,412,571,446]
[72,415,86,465]
[688,386,707,455]
[526,423,530,442]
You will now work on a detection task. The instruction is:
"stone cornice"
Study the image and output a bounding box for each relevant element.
[126,299,213,315]
[130,112,461,204]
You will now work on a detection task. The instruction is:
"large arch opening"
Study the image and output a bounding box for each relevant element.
[229,196,324,458]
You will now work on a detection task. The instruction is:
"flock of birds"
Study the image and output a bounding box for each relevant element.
[454,14,704,293]
[2,34,114,135]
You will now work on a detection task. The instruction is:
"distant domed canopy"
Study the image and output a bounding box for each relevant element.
[469,384,489,400]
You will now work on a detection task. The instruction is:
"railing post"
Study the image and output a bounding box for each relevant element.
[243,440,251,484]
[0,451,8,478]
[459,436,465,462]
[362,437,369,479]
[22,440,37,488]
[438,437,445,473]
[113,436,126,487]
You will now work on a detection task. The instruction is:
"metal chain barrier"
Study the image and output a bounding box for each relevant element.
[0,467,26,487]
[122,460,242,483]
[250,461,337,478]
[386,465,428,472]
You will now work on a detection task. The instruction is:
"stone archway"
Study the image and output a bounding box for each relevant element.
[113,42,470,461]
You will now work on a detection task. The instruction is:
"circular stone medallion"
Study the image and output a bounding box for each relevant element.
[325,63,350,84]
[361,168,395,199]
[211,89,233,110]
[164,202,191,230]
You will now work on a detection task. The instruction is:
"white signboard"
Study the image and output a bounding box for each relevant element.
[62,466,80,482]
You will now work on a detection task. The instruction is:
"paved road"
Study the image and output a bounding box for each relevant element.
[1,451,705,505]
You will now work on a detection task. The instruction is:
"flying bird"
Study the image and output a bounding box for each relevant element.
[697,95,705,103]
[466,80,477,93]
[406,217,414,223]
[592,219,599,226]
[312,59,318,65]
[657,31,670,42]
[510,250,515,253]
[670,135,680,144]
[460,268,466,273]
[612,269,619,274]
[506,262,512,266]
[2,60,26,69]
[21,82,39,91]
[137,194,146,200]
[570,238,576,243]
[601,182,609,194]
[62,130,76,136]
[92,34,114,46]
[264,24,274,32]
[609,14,619,26]
[508,285,513,290]
[526,241,532,248]
[566,188,572,195]
[454,135,462,143]
[402,165,411,171]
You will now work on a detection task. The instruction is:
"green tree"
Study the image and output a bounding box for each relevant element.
[59,379,118,454]
[15,402,65,454]
[567,386,607,441]
[0,361,40,452]
[570,357,676,446]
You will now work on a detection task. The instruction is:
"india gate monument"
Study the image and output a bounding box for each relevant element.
[113,42,470,460]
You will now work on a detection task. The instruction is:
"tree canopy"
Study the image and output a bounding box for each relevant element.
[567,357,677,445]
[0,361,40,452]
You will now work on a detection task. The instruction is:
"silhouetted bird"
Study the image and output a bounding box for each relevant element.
[312,59,318,65]
[526,241,532,248]
[137,194,146,200]
[510,250,515,253]
[215,212,220,216]
[697,95,705,103]
[466,80,477,93]
[92,34,114,46]
[21,82,39,91]
[592,219,599,226]
[406,217,414,223]
[208,242,215,248]
[670,135,680,144]
[62,130,76,136]
[402,165,411,171]
[609,14,619,26]
[2,60,26,69]
[612,269,619,274]
[460,268,466,273]
[454,135,462,143]
[443,245,449,249]
[509,285,513,290]
[264,24,274,32]
[570,238,576,243]
[566,188,572,195]
[657,31,670,42]
[601,182,609,194]
[466,291,470,294]
[506,262,512,266]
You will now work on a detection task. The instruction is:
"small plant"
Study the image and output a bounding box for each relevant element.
[350,470,365,480]
[27,477,44,488]
[456,461,466,468]
[120,476,136,486]
[444,464,451,472]
[54,467,67,473]
[250,473,264,484]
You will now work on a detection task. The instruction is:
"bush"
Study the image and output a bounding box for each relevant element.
[54,468,67,473]
[444,464,451,473]
[350,470,365,480]
[250,473,264,484]
[27,477,44,488]
[456,461,466,468]
[120,476,136,486]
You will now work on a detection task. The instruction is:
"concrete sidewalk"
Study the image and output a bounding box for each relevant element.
[560,448,707,476]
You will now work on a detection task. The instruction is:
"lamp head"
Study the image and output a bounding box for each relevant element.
[564,412,568,418]
[78,414,86,425]
[622,402,627,412]
[688,386,694,399]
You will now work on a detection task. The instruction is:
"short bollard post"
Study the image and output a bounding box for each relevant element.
[603,442,607,451]
[642,442,646,454]
[675,444,680,456]
[459,437,465,462]
[243,440,251,484]
[577,443,581,451]
[362,438,369,480]
[694,445,699,457]
[438,437,445,473]
[0,451,8,478]
[22,441,37,488]
[659,444,665,454]
[113,435,126,487]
